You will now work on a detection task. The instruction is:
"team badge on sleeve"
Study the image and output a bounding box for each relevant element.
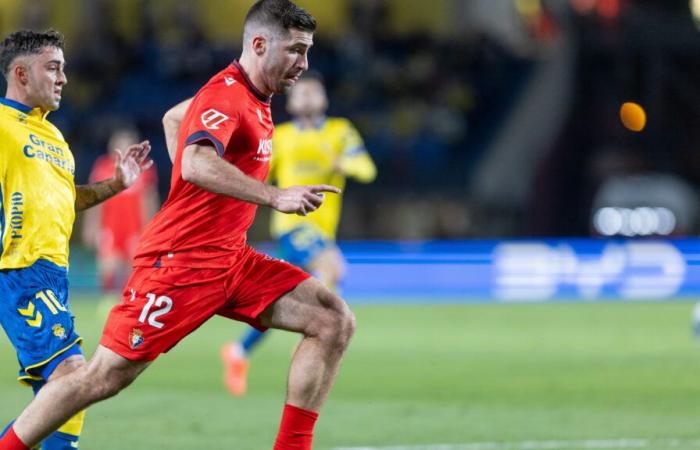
[129,328,145,349]
[52,324,67,340]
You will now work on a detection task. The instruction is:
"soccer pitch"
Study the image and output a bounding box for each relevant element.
[2,298,700,450]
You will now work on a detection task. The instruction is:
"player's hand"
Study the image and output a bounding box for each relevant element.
[271,184,341,216]
[114,140,154,190]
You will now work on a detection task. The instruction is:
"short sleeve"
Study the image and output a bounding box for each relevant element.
[341,122,366,156]
[337,121,376,183]
[182,87,239,157]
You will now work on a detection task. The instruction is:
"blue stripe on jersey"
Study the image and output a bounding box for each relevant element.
[293,117,326,131]
[0,181,4,258]
[185,131,225,156]
[0,97,32,114]
[343,145,366,156]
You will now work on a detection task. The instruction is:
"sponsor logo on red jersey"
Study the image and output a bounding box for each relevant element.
[254,139,272,162]
[201,109,229,130]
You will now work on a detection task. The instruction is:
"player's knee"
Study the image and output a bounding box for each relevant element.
[317,294,355,350]
[83,372,119,401]
[326,264,344,288]
[331,256,347,284]
[313,251,345,287]
[49,355,86,381]
[339,305,356,347]
[83,364,138,401]
[96,377,125,400]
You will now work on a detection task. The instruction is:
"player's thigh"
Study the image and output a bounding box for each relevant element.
[278,224,328,267]
[308,245,346,285]
[218,247,310,330]
[0,261,83,384]
[100,266,229,361]
[258,278,353,336]
[84,345,151,390]
[49,354,86,380]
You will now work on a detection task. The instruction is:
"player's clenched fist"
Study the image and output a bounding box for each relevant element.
[271,184,341,216]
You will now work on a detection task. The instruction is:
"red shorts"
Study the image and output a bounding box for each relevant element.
[100,246,309,361]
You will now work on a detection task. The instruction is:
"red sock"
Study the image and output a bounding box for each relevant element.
[0,426,29,450]
[273,403,319,450]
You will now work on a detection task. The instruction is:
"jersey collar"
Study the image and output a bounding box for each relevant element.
[0,97,32,114]
[232,60,272,104]
[0,98,51,120]
[294,116,327,130]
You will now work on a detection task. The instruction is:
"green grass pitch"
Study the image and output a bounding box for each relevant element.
[2,297,700,449]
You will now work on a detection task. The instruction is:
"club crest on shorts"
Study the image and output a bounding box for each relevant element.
[52,324,67,340]
[129,328,145,349]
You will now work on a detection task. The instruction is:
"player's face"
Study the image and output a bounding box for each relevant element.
[23,46,67,111]
[108,129,139,156]
[287,79,328,118]
[263,28,313,95]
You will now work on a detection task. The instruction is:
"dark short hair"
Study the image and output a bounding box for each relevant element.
[245,0,317,37]
[0,29,65,78]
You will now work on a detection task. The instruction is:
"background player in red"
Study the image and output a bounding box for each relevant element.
[82,125,159,297]
[0,2,354,450]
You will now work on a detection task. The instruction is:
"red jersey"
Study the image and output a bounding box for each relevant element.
[89,154,157,238]
[133,61,274,269]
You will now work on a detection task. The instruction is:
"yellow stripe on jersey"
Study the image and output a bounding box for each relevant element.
[17,337,83,386]
[270,117,376,240]
[0,99,76,269]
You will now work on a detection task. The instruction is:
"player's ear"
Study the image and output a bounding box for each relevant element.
[11,62,29,86]
[252,35,267,56]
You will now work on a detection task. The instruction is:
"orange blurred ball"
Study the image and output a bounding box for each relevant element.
[620,102,646,132]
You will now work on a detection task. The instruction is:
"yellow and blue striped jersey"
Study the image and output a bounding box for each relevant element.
[270,117,376,240]
[0,98,76,269]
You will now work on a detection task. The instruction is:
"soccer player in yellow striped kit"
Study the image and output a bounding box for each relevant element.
[220,70,377,396]
[0,30,152,450]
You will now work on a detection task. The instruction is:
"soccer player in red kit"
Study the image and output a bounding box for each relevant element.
[83,125,159,295]
[0,2,354,450]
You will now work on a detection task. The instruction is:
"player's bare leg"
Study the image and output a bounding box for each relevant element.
[221,337,252,396]
[259,277,355,449]
[307,246,346,291]
[261,277,354,410]
[223,247,347,398]
[9,346,149,448]
[37,355,89,450]
[97,253,121,293]
[1,354,88,449]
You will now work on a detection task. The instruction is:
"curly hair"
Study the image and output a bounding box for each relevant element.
[0,29,65,78]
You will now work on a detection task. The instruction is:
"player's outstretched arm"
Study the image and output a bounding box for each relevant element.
[163,97,193,163]
[182,143,340,215]
[75,141,153,211]
[335,151,377,183]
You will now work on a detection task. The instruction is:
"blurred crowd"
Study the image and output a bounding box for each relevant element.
[0,0,550,239]
[7,0,696,240]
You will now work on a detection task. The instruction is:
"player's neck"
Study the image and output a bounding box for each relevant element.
[237,55,273,98]
[296,116,324,130]
[4,86,36,110]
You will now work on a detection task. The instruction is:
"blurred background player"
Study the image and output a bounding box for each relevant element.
[221,70,376,396]
[82,125,159,304]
